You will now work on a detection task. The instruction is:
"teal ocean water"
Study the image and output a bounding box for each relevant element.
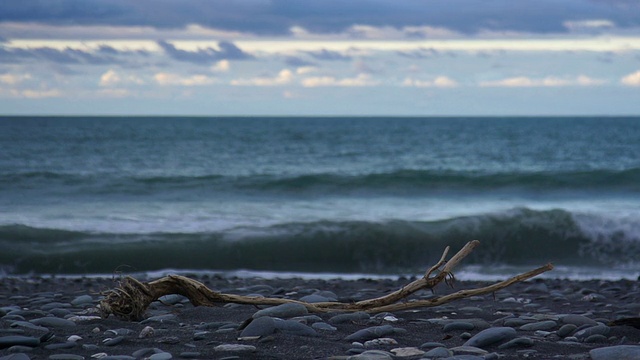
[1,116,639,280]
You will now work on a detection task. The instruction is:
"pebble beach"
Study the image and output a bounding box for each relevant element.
[2,274,640,360]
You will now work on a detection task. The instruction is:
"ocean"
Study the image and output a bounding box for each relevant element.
[1,116,639,280]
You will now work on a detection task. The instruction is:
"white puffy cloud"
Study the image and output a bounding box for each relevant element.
[403,76,458,88]
[230,69,293,86]
[301,73,379,87]
[154,72,216,86]
[479,75,606,87]
[100,69,145,87]
[0,73,32,85]
[621,70,640,86]
[564,19,616,32]
[211,60,230,72]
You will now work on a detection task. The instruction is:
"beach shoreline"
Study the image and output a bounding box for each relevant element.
[2,274,640,359]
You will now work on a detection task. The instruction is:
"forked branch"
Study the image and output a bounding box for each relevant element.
[99,240,553,321]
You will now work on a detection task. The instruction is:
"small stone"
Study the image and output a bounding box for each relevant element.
[312,322,337,331]
[44,342,76,350]
[102,336,125,346]
[141,314,177,324]
[273,318,317,337]
[364,338,397,348]
[71,295,94,306]
[561,315,598,327]
[67,335,82,342]
[390,347,424,357]
[0,336,40,349]
[329,312,370,324]
[498,337,534,349]
[519,320,557,331]
[214,344,257,352]
[574,324,610,340]
[178,352,201,359]
[148,353,172,360]
[590,345,640,360]
[139,326,155,338]
[252,303,308,319]
[347,350,394,360]
[463,327,517,348]
[584,334,608,343]
[0,354,31,360]
[30,317,76,328]
[345,325,396,342]
[444,321,475,332]
[239,317,276,338]
[557,324,577,337]
[48,355,84,360]
[450,345,489,355]
[423,347,451,358]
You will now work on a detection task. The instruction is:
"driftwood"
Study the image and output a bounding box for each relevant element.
[99,240,554,321]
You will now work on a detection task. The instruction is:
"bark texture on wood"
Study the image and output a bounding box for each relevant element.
[99,240,553,321]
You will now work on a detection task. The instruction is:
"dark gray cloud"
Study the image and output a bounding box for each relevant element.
[0,44,144,65]
[283,56,316,67]
[156,40,253,64]
[307,49,351,61]
[1,0,639,36]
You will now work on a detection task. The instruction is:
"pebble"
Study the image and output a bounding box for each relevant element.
[30,317,76,328]
[557,324,578,337]
[48,355,84,360]
[0,336,40,349]
[347,350,393,360]
[497,336,535,349]
[444,321,475,332]
[148,353,172,360]
[561,314,598,327]
[239,316,276,337]
[102,336,125,346]
[463,327,517,348]
[252,303,308,319]
[519,320,557,331]
[138,326,155,338]
[214,344,257,352]
[364,338,397,348]
[573,324,610,341]
[0,354,31,360]
[272,318,318,336]
[329,311,370,324]
[423,346,452,358]
[589,345,640,360]
[345,325,397,342]
[312,322,337,331]
[389,347,424,357]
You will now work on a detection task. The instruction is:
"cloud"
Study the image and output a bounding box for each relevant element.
[3,0,639,37]
[301,73,379,87]
[0,43,144,65]
[231,69,294,86]
[154,72,217,86]
[564,19,616,32]
[19,89,62,98]
[211,60,230,72]
[479,75,607,87]
[157,40,252,64]
[621,70,640,86]
[0,72,32,85]
[307,49,351,61]
[403,76,458,88]
[99,69,144,86]
[284,56,316,67]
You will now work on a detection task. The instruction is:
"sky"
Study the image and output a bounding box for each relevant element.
[1,0,640,116]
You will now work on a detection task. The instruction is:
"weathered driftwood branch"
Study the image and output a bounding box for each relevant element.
[99,240,553,321]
